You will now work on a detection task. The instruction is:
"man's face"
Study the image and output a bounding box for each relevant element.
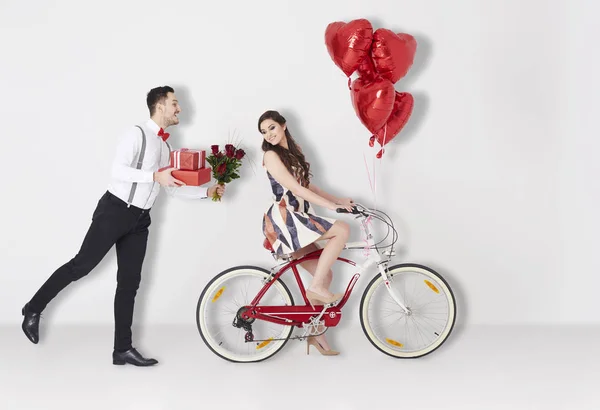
[159,92,181,127]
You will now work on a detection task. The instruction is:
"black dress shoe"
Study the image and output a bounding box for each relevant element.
[21,303,41,344]
[112,348,158,366]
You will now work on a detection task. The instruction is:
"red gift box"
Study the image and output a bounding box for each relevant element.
[170,149,200,171]
[159,166,212,186]
[186,149,206,168]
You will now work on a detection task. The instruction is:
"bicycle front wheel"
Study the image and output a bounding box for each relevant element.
[360,263,456,358]
[196,266,295,363]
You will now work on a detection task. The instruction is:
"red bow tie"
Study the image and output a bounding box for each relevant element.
[158,128,170,141]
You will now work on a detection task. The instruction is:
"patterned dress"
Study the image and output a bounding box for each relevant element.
[262,167,337,257]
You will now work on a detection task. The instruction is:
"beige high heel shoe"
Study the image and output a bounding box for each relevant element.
[306,290,344,308]
[306,337,340,356]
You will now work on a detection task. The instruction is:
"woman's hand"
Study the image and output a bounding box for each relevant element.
[327,201,339,211]
[335,197,354,212]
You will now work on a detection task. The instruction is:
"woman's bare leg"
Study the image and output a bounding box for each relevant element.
[305,221,350,299]
[290,221,350,350]
[297,248,334,351]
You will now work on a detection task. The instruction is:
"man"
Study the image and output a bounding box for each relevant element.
[21,86,224,366]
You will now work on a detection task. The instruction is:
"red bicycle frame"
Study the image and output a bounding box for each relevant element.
[239,249,361,328]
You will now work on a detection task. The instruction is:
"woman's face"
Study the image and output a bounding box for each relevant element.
[260,119,287,146]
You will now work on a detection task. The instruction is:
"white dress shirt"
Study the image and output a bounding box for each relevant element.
[107,119,209,209]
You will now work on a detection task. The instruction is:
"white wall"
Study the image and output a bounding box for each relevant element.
[0,0,596,326]
[560,0,600,322]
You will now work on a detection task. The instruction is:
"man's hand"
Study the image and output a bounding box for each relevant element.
[153,167,185,187]
[207,183,225,198]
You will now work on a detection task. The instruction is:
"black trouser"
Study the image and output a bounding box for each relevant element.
[28,190,151,351]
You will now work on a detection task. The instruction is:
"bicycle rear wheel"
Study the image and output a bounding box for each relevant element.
[196,266,295,363]
[360,263,456,358]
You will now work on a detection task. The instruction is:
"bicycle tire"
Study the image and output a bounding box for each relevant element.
[196,265,295,363]
[359,263,457,359]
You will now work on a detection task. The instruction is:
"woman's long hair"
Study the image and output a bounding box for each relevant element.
[258,110,312,187]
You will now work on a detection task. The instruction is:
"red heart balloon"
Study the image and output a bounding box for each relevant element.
[325,19,373,77]
[356,54,377,81]
[373,92,414,147]
[350,76,396,134]
[371,29,417,84]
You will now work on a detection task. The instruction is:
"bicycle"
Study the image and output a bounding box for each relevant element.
[196,203,457,363]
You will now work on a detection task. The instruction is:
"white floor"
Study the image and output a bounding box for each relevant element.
[0,323,598,410]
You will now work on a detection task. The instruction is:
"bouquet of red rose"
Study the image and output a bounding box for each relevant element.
[206,143,246,201]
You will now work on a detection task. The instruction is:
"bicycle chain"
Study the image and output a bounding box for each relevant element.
[245,328,328,343]
[241,303,336,343]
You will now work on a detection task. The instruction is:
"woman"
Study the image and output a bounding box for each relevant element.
[259,110,354,356]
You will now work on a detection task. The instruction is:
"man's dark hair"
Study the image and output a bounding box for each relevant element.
[147,86,174,116]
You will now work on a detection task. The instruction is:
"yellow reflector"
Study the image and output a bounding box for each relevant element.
[385,338,403,348]
[212,287,225,302]
[424,280,439,294]
[256,338,273,350]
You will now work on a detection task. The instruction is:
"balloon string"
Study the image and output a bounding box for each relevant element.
[373,152,377,211]
[363,152,376,206]
[375,124,388,210]
[348,77,352,90]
